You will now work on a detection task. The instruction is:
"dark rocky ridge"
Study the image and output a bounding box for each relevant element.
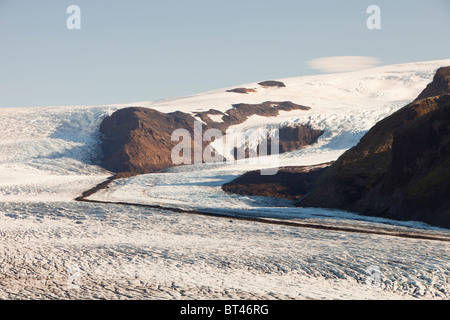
[296,90,450,228]
[278,125,324,153]
[100,101,316,174]
[194,101,310,132]
[223,66,450,228]
[100,107,204,174]
[226,88,257,94]
[222,163,332,200]
[415,67,450,101]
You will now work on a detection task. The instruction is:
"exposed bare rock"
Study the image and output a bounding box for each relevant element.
[100,102,312,175]
[232,124,324,159]
[296,94,450,228]
[415,66,450,101]
[226,88,257,94]
[223,67,450,228]
[193,101,310,132]
[99,107,206,174]
[258,80,286,88]
[278,125,324,153]
[222,163,332,200]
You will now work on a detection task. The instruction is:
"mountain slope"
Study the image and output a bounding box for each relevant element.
[296,67,450,228]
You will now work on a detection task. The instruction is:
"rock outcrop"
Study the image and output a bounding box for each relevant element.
[100,101,314,174]
[193,101,310,132]
[222,163,332,200]
[415,67,450,101]
[99,107,203,174]
[258,80,286,88]
[226,88,257,94]
[220,67,450,228]
[296,68,450,229]
[278,125,324,153]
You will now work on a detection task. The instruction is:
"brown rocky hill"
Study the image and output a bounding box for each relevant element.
[226,88,258,94]
[296,73,450,229]
[99,107,202,174]
[99,102,320,174]
[222,163,332,201]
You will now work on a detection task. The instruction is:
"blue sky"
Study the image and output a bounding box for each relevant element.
[0,0,449,107]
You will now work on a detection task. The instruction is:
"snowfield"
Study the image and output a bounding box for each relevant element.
[1,202,449,300]
[1,59,450,299]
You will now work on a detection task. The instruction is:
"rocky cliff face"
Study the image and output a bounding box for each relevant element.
[296,67,450,228]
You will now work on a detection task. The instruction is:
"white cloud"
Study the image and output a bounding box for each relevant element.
[308,56,381,73]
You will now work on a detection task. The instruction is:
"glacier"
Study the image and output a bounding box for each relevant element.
[1,59,450,299]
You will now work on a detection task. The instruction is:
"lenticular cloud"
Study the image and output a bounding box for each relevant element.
[308,56,381,73]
